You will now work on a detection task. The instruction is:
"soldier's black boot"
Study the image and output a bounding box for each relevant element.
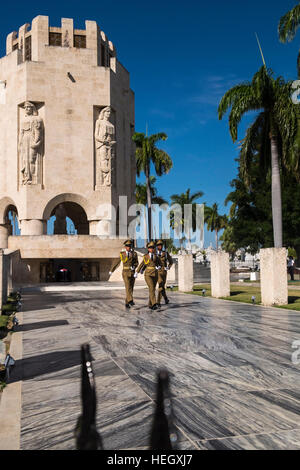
[125,303,131,309]
[164,296,169,305]
[129,301,135,306]
[157,303,161,308]
[152,304,158,311]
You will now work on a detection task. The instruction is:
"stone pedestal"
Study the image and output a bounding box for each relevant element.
[178,254,193,292]
[168,262,176,283]
[210,251,230,298]
[260,247,288,306]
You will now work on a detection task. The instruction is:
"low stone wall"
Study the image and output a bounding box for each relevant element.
[8,235,125,259]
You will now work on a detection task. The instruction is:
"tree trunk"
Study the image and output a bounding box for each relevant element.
[215,230,218,251]
[270,135,283,248]
[145,164,152,242]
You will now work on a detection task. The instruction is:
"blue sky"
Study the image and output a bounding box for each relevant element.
[2,1,300,246]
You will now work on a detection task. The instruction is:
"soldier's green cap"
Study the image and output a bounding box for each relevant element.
[156,240,164,246]
[124,239,133,247]
[147,241,156,248]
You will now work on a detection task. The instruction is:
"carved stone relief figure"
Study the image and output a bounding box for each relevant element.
[19,101,44,185]
[94,106,116,187]
[54,204,67,234]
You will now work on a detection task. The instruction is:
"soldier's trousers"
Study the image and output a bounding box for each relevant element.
[145,272,158,307]
[157,271,168,304]
[122,270,135,304]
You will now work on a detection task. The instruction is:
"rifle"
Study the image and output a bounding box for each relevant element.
[75,344,103,450]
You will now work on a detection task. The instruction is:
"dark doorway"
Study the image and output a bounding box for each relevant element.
[40,260,100,282]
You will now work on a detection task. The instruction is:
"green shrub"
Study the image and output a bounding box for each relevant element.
[1,303,16,314]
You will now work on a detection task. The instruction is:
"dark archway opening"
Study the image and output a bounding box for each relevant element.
[47,202,89,235]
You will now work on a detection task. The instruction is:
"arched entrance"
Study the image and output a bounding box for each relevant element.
[47,201,89,235]
[40,195,99,283]
[0,197,20,248]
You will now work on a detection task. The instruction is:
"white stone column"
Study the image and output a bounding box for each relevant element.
[260,247,288,306]
[31,15,49,62]
[6,31,17,55]
[62,18,74,47]
[0,225,9,249]
[85,20,100,66]
[178,254,193,292]
[89,220,99,235]
[210,251,230,298]
[20,219,45,235]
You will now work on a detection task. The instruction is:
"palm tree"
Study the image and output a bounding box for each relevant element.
[204,203,227,251]
[278,2,300,76]
[136,177,167,243]
[218,66,298,248]
[170,188,204,250]
[135,176,167,205]
[133,132,173,241]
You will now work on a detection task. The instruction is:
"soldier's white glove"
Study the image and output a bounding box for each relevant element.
[134,272,138,278]
[165,267,169,271]
[130,266,135,271]
[109,272,112,276]
[156,266,162,270]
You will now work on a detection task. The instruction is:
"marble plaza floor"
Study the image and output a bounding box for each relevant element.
[11,289,300,450]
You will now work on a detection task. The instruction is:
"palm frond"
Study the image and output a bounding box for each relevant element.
[218,84,251,120]
[149,133,168,144]
[152,149,173,176]
[239,111,268,184]
[278,3,300,43]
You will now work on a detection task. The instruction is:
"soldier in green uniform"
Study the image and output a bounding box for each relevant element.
[109,239,138,309]
[156,240,173,307]
[136,241,162,310]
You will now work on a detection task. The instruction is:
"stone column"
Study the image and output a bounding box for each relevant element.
[31,15,49,62]
[62,18,74,47]
[85,20,100,66]
[18,23,30,63]
[89,220,99,235]
[210,251,230,298]
[20,219,45,235]
[167,261,176,283]
[6,31,17,55]
[260,247,288,306]
[0,224,9,249]
[178,254,193,292]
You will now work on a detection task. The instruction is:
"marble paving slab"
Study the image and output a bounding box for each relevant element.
[17,289,300,450]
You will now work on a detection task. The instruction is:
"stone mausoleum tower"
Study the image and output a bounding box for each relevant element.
[0,16,136,283]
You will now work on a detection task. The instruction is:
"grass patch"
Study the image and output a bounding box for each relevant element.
[189,284,300,311]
